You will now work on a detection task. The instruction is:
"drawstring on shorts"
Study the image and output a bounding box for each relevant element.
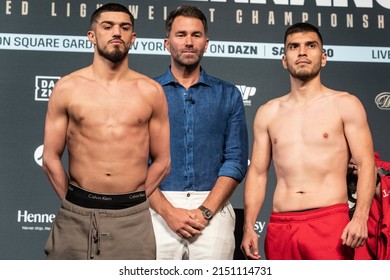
[88,211,101,259]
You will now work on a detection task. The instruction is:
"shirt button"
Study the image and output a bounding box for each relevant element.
[186,193,190,197]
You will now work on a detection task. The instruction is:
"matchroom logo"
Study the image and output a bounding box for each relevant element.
[236,85,256,107]
[375,92,390,110]
[35,76,60,101]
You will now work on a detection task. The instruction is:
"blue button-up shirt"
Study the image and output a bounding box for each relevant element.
[154,67,248,191]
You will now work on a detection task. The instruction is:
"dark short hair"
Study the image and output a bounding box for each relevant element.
[90,3,134,29]
[165,5,208,38]
[284,22,323,46]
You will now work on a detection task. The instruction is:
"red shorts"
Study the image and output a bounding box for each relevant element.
[264,203,354,260]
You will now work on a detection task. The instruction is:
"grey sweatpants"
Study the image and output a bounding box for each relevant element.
[45,198,156,260]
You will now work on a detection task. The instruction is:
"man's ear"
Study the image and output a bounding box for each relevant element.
[204,37,209,53]
[321,51,327,68]
[282,55,288,69]
[130,32,137,45]
[164,38,171,53]
[87,31,96,45]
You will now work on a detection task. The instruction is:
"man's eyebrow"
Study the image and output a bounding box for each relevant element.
[287,40,319,46]
[286,42,298,47]
[99,20,132,26]
[306,40,319,45]
[175,30,204,35]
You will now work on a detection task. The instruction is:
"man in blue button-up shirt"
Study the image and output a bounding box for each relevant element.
[149,5,248,260]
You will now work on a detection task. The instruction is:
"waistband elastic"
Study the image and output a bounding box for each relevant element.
[270,203,349,223]
[66,183,146,210]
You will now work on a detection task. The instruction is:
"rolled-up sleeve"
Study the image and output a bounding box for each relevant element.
[218,86,249,183]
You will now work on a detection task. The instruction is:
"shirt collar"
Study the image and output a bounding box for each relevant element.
[159,66,212,88]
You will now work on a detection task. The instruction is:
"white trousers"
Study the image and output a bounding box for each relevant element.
[150,191,236,260]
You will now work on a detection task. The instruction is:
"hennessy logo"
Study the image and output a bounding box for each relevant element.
[253,220,266,237]
[375,92,390,110]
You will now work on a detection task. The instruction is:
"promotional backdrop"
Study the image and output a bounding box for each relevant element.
[1,0,389,259]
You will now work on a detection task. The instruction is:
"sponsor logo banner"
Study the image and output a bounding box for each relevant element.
[1,33,390,63]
